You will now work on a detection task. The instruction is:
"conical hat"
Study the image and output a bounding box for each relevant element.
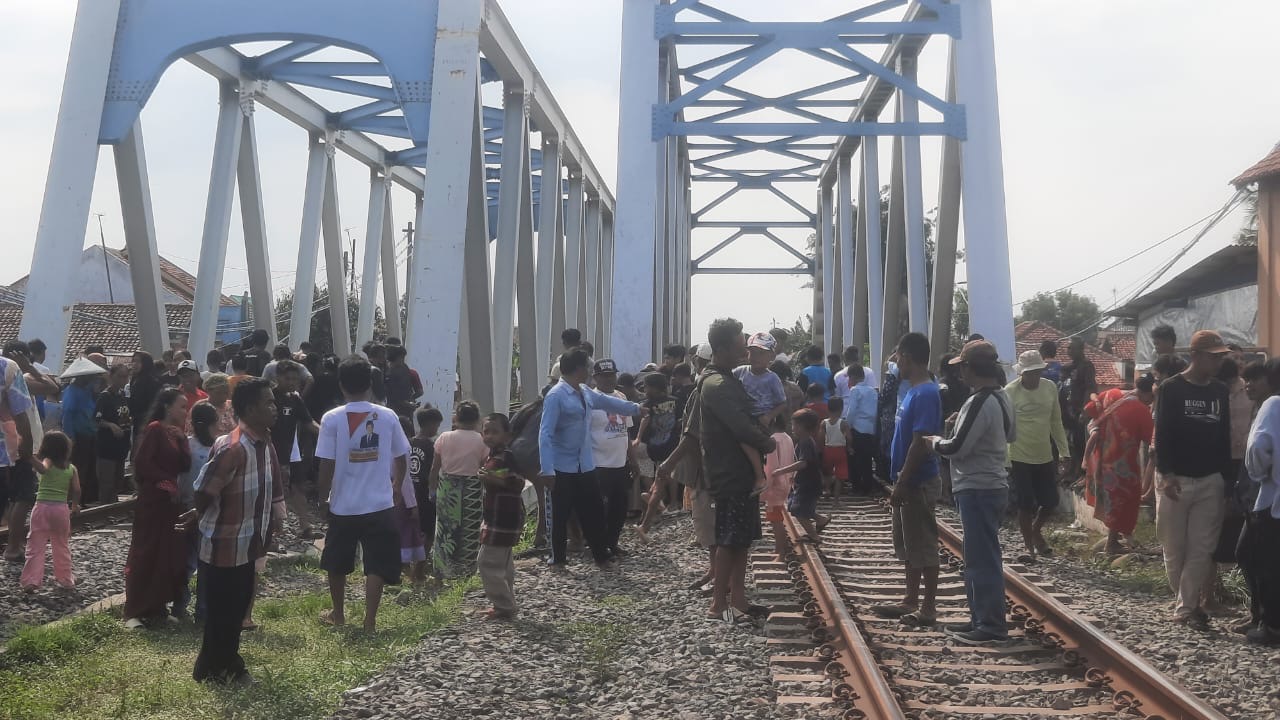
[60,357,108,380]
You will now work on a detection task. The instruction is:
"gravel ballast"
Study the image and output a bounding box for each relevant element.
[331,516,794,720]
[935,503,1280,719]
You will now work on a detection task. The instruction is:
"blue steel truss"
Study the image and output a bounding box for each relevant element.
[656,0,960,276]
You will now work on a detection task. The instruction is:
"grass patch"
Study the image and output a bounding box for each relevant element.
[1048,517,1173,598]
[596,595,637,610]
[0,571,479,720]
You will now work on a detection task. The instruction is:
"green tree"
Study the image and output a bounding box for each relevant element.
[950,287,969,352]
[273,285,383,354]
[1016,289,1101,342]
[1236,188,1258,246]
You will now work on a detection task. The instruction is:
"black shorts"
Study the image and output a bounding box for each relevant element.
[1010,461,1058,512]
[321,509,402,584]
[412,481,436,536]
[713,490,761,548]
[787,485,820,520]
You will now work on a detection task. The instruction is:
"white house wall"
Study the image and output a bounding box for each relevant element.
[10,245,185,306]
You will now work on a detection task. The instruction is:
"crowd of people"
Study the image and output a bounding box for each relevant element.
[4,314,1280,692]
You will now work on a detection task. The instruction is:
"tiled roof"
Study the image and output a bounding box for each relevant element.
[1233,144,1280,187]
[1014,320,1128,389]
[111,248,239,306]
[0,302,191,365]
[1097,331,1135,361]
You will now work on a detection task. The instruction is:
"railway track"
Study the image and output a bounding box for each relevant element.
[0,497,135,546]
[755,497,1227,720]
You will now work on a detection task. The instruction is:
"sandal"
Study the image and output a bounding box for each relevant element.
[870,604,916,619]
[721,607,752,624]
[900,611,937,627]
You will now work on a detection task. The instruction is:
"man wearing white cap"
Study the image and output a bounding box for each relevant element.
[1005,349,1071,560]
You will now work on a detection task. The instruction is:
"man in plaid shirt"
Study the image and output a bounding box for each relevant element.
[179,377,283,685]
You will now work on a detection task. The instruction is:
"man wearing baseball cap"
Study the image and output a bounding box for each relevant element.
[1154,329,1233,630]
[588,359,637,558]
[733,332,787,427]
[931,339,1015,644]
[176,360,209,412]
[1005,349,1071,561]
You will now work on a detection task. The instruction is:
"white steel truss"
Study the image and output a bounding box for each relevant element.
[22,0,614,418]
[615,0,1014,371]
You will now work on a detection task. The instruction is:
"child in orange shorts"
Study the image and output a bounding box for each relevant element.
[821,397,850,504]
[761,414,797,560]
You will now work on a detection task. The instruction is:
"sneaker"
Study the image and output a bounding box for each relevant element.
[1245,625,1280,646]
[948,628,1009,645]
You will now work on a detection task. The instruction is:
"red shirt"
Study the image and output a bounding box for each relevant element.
[805,400,830,421]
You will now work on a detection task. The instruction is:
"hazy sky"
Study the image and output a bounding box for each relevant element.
[0,1,1275,348]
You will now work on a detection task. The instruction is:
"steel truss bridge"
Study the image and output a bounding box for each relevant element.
[21,0,1013,421]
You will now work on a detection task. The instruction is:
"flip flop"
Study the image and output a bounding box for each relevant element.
[870,604,915,619]
[721,607,752,625]
[318,609,344,627]
[241,621,260,632]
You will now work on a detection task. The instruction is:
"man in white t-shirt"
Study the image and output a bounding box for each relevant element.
[316,356,410,632]
[589,360,636,557]
[834,345,879,396]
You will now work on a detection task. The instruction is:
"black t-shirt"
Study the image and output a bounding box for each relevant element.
[643,396,680,462]
[94,389,132,461]
[793,437,822,495]
[271,390,314,464]
[240,348,271,377]
[384,364,415,415]
[409,436,435,487]
[1155,374,1231,479]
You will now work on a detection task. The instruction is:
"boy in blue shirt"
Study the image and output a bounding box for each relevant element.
[799,346,834,401]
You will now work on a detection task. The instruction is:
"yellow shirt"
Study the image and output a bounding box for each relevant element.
[1004,378,1070,465]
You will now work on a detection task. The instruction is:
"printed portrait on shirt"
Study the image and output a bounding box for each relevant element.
[349,413,382,463]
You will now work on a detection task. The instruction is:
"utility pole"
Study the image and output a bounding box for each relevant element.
[94,212,115,304]
[344,227,357,297]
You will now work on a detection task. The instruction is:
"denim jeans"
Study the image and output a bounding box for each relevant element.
[954,488,1008,637]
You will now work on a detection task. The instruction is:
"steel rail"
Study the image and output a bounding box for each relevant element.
[0,498,136,545]
[935,519,1227,720]
[782,512,906,720]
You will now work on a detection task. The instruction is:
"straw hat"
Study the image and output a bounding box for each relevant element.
[60,356,109,380]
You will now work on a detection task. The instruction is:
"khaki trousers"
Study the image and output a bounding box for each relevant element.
[1155,472,1224,618]
[477,544,517,614]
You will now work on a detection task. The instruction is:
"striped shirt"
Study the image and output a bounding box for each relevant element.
[194,424,284,567]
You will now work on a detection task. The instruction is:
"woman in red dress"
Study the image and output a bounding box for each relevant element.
[124,387,191,627]
[1083,377,1156,555]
